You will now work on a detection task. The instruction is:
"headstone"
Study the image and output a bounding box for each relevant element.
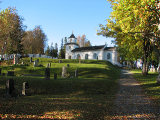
[49,63,51,67]
[22,82,29,96]
[54,73,57,80]
[6,79,15,96]
[21,61,24,65]
[30,57,33,63]
[2,73,5,76]
[62,66,67,78]
[45,68,50,80]
[67,64,70,67]
[0,68,1,75]
[59,60,62,63]
[157,74,160,84]
[47,63,49,68]
[79,58,81,64]
[7,71,14,76]
[34,60,38,67]
[75,69,78,78]
[37,59,39,62]
[13,54,18,65]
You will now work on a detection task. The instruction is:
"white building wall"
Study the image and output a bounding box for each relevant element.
[72,50,104,60]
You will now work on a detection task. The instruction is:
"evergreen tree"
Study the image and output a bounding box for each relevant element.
[45,46,50,56]
[59,38,65,59]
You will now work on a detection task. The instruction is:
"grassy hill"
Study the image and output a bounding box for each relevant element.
[0,58,121,119]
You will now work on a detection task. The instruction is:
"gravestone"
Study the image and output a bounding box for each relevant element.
[13,54,18,65]
[37,59,39,62]
[7,71,14,76]
[30,57,33,63]
[157,74,160,84]
[34,60,38,67]
[22,82,29,96]
[62,66,67,78]
[75,69,78,78]
[0,68,1,75]
[6,79,15,96]
[21,61,24,65]
[54,73,57,80]
[47,63,51,68]
[45,68,50,80]
[47,63,49,68]
[49,63,51,67]
[59,60,62,63]
[67,64,70,67]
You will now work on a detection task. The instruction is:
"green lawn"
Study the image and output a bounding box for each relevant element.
[0,58,121,119]
[131,69,160,104]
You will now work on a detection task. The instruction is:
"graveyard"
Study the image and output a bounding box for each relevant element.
[0,57,121,119]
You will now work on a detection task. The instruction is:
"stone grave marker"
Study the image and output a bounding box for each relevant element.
[45,68,50,80]
[30,57,33,63]
[47,63,49,68]
[49,63,51,67]
[37,59,39,62]
[22,82,29,96]
[6,79,15,96]
[0,68,1,75]
[34,60,38,67]
[59,60,62,63]
[75,69,78,78]
[67,64,70,67]
[7,71,14,76]
[54,73,57,80]
[13,54,18,65]
[62,66,67,78]
[157,74,160,84]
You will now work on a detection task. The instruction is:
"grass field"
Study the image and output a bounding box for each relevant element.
[0,58,121,119]
[131,69,160,104]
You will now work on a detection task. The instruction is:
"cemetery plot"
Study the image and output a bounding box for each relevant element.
[0,58,121,119]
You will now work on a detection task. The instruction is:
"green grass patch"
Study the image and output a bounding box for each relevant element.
[0,58,121,119]
[131,69,160,104]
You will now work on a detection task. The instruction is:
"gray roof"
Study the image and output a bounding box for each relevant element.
[65,42,79,46]
[72,45,104,52]
[72,45,116,52]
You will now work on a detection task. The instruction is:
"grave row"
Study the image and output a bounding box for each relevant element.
[3,64,78,98]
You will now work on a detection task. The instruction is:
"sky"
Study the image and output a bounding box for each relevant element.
[0,0,114,48]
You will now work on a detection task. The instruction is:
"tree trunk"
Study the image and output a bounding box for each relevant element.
[142,60,148,75]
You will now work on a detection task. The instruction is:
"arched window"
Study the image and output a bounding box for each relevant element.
[93,53,98,60]
[77,54,81,59]
[107,53,111,59]
[85,54,89,60]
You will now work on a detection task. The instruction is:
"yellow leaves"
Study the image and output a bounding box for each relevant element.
[0,111,81,119]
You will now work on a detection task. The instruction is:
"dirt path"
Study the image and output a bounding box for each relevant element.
[111,70,160,119]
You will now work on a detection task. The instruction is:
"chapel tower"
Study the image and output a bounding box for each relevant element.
[65,33,79,59]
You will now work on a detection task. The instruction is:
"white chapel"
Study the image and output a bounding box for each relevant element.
[65,33,121,66]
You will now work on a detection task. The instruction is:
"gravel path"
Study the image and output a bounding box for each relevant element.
[111,70,160,119]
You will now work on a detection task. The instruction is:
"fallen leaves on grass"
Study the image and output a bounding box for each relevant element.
[0,111,81,119]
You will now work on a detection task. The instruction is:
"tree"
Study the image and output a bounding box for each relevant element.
[0,7,25,54]
[22,26,47,54]
[64,37,67,44]
[45,46,50,56]
[76,35,91,47]
[98,0,160,75]
[59,38,65,59]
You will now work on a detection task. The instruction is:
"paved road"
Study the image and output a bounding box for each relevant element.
[111,70,160,119]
